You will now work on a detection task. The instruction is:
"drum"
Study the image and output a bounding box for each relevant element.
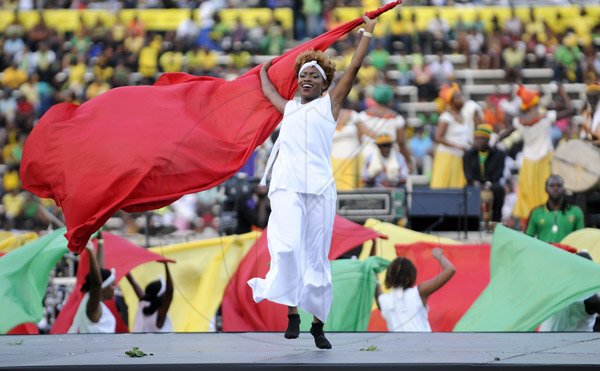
[551,139,600,192]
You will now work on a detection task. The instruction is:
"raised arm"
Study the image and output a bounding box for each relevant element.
[555,83,574,121]
[417,248,455,305]
[85,242,103,323]
[126,272,144,300]
[260,60,287,114]
[156,263,174,329]
[330,15,378,120]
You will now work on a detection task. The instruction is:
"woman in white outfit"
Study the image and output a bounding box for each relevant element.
[376,248,455,332]
[248,15,379,349]
[126,262,174,333]
[69,233,117,333]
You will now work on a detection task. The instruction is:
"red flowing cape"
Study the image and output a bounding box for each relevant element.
[21,2,401,253]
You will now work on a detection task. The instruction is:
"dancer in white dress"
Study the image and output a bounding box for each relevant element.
[69,233,117,334]
[248,15,380,349]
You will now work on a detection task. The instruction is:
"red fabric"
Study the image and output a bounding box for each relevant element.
[221,215,382,331]
[50,232,174,334]
[20,1,401,254]
[7,322,39,334]
[395,242,490,332]
[367,309,388,332]
[551,243,578,254]
[105,299,130,333]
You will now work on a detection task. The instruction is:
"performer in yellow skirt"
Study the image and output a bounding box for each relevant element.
[431,83,481,189]
[510,84,573,220]
[331,102,376,190]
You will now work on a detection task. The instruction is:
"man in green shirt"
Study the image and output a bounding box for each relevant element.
[526,175,585,243]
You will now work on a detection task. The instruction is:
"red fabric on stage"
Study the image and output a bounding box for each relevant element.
[50,232,173,334]
[7,322,39,334]
[395,242,490,332]
[20,2,401,254]
[221,215,382,331]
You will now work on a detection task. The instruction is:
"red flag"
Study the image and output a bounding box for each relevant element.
[50,232,174,334]
[221,215,383,331]
[20,2,401,254]
[394,242,490,332]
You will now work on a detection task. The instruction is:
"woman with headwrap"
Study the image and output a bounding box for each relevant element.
[127,262,174,333]
[509,84,573,222]
[69,233,117,333]
[430,83,481,189]
[358,84,413,175]
[248,15,381,350]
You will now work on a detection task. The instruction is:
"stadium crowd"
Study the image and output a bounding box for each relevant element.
[0,1,599,238]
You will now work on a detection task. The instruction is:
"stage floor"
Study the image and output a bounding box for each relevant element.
[1,332,600,370]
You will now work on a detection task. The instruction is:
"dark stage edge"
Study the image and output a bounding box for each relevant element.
[1,332,600,370]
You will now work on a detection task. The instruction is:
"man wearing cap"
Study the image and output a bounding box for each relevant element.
[463,123,506,223]
[362,134,409,188]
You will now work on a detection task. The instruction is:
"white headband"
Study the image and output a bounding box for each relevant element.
[157,278,166,297]
[298,60,327,81]
[101,268,116,289]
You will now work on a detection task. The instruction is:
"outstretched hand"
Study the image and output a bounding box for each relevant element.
[362,15,377,32]
[261,59,274,72]
[432,247,444,260]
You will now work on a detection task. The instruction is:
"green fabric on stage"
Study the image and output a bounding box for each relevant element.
[300,256,390,331]
[0,229,68,333]
[454,224,600,332]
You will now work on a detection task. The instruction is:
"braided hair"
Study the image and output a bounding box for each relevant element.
[384,257,417,290]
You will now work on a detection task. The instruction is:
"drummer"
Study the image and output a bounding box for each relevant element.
[580,82,600,146]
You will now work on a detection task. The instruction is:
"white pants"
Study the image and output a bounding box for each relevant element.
[247,186,336,322]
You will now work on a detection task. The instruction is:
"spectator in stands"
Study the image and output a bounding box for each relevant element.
[526,174,584,243]
[376,247,455,332]
[502,40,525,84]
[362,134,409,188]
[463,124,506,223]
[126,262,174,333]
[503,7,522,41]
[358,84,413,174]
[175,9,199,48]
[69,233,117,333]
[539,250,600,332]
[580,82,600,146]
[2,186,25,230]
[509,85,573,225]
[430,83,477,189]
[408,123,433,176]
[303,0,322,38]
[429,52,454,86]
[553,33,583,83]
[426,11,449,54]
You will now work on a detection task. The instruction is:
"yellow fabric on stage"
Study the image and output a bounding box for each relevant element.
[332,156,362,190]
[561,228,600,264]
[359,219,460,262]
[430,151,466,189]
[0,232,38,253]
[513,151,552,219]
[120,232,259,332]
